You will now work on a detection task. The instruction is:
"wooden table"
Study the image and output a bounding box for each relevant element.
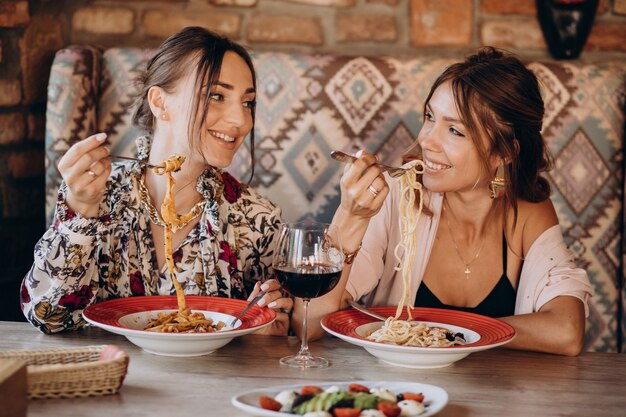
[2,321,625,417]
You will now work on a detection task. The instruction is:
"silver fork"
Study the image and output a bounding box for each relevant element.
[229,290,267,327]
[347,299,388,321]
[109,155,160,168]
[52,150,162,170]
[110,154,161,169]
[330,150,411,178]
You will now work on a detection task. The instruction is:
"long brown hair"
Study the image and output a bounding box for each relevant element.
[132,26,257,181]
[405,47,552,221]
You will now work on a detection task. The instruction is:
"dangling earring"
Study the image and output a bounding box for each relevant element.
[489,164,506,199]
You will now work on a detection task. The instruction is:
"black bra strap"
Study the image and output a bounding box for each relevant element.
[502,233,507,275]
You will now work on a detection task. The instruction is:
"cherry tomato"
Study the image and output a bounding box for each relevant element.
[259,395,282,411]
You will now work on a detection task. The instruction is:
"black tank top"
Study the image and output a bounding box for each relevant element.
[414,234,516,318]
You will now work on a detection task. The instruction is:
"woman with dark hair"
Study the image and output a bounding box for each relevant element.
[298,47,593,355]
[21,27,291,335]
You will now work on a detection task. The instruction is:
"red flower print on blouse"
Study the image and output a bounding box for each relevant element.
[130,271,146,296]
[219,241,238,274]
[20,280,30,304]
[221,172,241,203]
[58,285,93,310]
[172,249,183,264]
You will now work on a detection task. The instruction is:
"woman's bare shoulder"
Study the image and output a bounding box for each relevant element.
[508,198,559,255]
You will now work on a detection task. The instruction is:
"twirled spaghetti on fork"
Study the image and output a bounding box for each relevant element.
[364,159,466,347]
[143,155,224,333]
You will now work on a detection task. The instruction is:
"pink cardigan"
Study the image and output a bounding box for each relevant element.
[345,181,594,316]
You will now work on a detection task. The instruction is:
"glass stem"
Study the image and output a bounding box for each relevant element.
[298,299,310,357]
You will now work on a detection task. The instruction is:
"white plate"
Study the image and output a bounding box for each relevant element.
[231,380,448,417]
[82,295,276,357]
[321,307,516,368]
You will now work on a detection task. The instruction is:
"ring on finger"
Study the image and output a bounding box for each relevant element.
[87,170,97,178]
[367,184,378,196]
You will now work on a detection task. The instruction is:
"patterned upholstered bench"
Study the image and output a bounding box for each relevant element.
[44,46,626,352]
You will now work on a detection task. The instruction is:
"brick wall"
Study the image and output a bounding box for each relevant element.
[0,0,625,321]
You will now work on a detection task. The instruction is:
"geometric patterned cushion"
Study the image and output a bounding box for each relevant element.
[44,46,626,352]
[532,61,626,352]
[97,48,152,155]
[45,45,102,218]
[240,54,456,224]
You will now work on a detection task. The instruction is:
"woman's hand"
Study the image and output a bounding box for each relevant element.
[331,150,390,256]
[291,151,391,341]
[57,132,111,218]
[249,279,293,336]
[338,150,389,221]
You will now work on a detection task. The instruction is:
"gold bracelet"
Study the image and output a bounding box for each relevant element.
[343,242,362,265]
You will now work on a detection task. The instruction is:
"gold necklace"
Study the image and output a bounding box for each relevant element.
[136,172,206,228]
[443,198,485,279]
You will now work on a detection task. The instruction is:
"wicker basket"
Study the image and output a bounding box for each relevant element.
[0,345,129,399]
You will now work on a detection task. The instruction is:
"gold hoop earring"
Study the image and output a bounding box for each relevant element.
[489,164,506,199]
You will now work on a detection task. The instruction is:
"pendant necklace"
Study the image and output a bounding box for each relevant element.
[443,198,486,279]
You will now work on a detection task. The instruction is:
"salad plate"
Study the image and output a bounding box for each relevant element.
[231,380,448,417]
[321,307,515,368]
[83,295,275,357]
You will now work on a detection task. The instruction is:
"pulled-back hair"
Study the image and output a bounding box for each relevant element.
[132,26,257,179]
[407,47,552,220]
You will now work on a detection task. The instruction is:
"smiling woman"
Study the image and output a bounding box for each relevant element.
[20,27,293,337]
[299,47,594,357]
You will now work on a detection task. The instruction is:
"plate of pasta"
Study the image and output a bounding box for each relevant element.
[231,380,448,417]
[321,307,515,368]
[83,295,276,357]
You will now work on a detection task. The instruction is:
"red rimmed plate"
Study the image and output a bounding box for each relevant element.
[321,307,515,368]
[83,295,276,357]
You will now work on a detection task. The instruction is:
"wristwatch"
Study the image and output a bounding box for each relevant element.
[343,243,362,265]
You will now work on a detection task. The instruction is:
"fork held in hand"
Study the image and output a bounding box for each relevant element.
[347,299,388,322]
[229,290,267,327]
[330,150,410,178]
[109,154,161,170]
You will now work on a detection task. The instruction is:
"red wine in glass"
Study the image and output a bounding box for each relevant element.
[273,222,343,369]
[275,263,341,300]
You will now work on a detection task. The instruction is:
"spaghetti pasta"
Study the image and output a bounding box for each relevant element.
[368,317,465,347]
[392,159,424,321]
[143,155,224,333]
[144,308,225,333]
[154,154,193,312]
[365,159,466,347]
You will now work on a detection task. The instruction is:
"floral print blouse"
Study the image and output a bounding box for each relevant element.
[21,137,282,334]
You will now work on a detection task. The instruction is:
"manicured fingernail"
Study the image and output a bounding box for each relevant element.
[257,298,266,306]
[355,149,364,158]
[260,283,269,291]
[268,301,277,308]
[96,133,107,141]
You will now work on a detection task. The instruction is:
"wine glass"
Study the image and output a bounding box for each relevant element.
[273,221,343,369]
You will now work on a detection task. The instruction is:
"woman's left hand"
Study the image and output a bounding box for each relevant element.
[249,279,293,336]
